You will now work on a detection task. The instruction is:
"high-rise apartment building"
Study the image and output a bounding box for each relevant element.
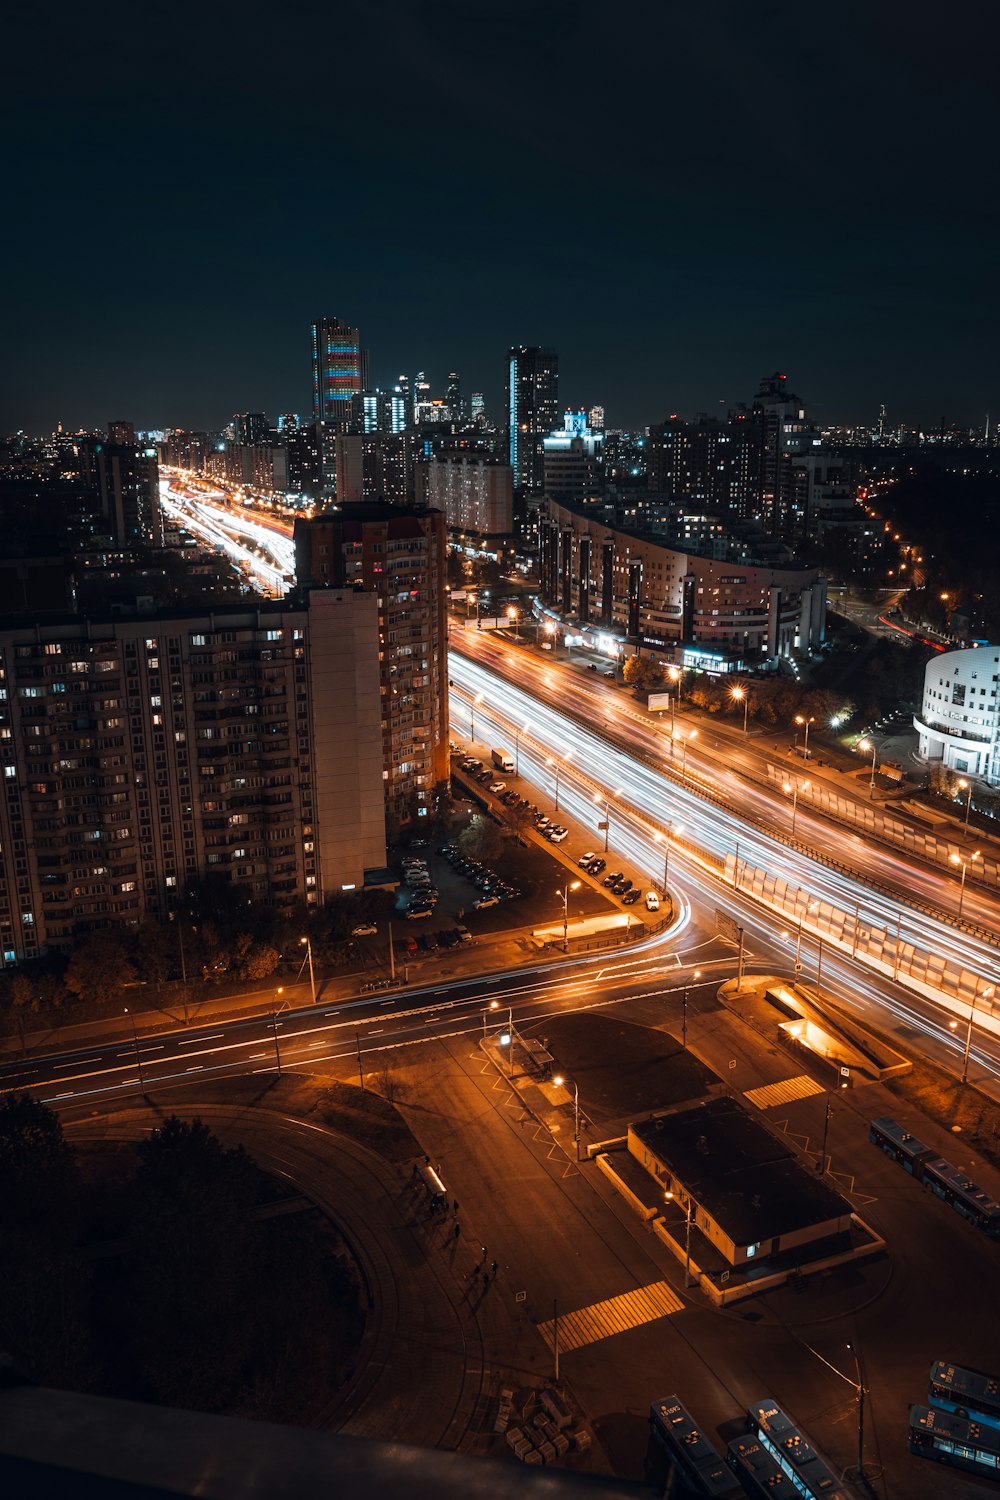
[0,593,386,965]
[84,427,163,548]
[232,413,269,446]
[334,433,418,506]
[294,505,449,822]
[425,455,513,538]
[446,371,463,424]
[507,346,558,491]
[311,316,367,427]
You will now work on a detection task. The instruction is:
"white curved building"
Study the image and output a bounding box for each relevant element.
[914,644,1000,783]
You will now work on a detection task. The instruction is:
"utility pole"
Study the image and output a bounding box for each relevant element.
[124,1007,145,1095]
[356,1030,365,1090]
[271,1013,282,1074]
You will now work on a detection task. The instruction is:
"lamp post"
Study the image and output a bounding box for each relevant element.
[857,738,878,796]
[681,969,700,1050]
[300,935,316,1005]
[506,605,519,640]
[794,713,815,758]
[957,777,974,832]
[782,779,809,837]
[513,720,530,775]
[558,881,581,952]
[499,1006,515,1076]
[667,666,681,741]
[655,823,681,896]
[949,849,981,917]
[124,1007,145,1095]
[665,1189,693,1288]
[846,1343,867,1481]
[593,788,622,853]
[483,998,500,1036]
[674,728,697,773]
[470,690,484,743]
[553,1074,581,1160]
[547,753,571,812]
[270,1011,282,1073]
[961,984,994,1084]
[731,684,749,737]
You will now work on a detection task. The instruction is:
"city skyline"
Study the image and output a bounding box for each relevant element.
[5,1,999,433]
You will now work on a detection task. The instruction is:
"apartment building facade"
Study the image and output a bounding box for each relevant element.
[0,591,385,966]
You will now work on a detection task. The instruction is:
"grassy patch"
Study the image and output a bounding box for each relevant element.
[884,1058,1000,1170]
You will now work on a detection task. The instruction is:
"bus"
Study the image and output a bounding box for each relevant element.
[908,1404,1000,1481]
[868,1115,933,1174]
[648,1397,742,1498]
[921,1156,1000,1238]
[868,1116,1000,1240]
[727,1437,802,1499]
[929,1361,1000,1430]
[745,1399,847,1498]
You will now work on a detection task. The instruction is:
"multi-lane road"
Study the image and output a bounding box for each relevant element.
[158,471,294,594]
[448,628,1000,1095]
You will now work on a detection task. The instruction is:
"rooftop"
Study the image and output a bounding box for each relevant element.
[632,1097,851,1246]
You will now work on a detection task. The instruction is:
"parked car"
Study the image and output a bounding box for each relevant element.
[406,906,433,920]
[549,828,568,843]
[644,891,660,912]
[588,857,606,876]
[622,888,641,905]
[489,782,506,794]
[473,895,500,910]
[578,852,597,867]
[351,922,378,937]
[613,878,633,894]
[603,871,623,888]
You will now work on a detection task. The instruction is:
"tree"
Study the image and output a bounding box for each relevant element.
[458,814,505,863]
[1,972,41,1053]
[622,655,665,692]
[0,1092,78,1224]
[64,934,137,1010]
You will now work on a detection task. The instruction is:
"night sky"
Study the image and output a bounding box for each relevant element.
[5,0,998,434]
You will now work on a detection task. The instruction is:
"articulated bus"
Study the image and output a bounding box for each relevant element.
[909,1404,1000,1481]
[727,1437,801,1499]
[648,1397,742,1498]
[869,1117,1000,1240]
[745,1400,846,1498]
[929,1361,1000,1430]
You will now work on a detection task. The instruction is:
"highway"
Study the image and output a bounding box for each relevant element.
[158,472,294,595]
[447,632,1000,1092]
[1,945,745,1106]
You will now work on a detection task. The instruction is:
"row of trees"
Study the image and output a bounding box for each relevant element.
[0,1096,363,1415]
[620,655,855,736]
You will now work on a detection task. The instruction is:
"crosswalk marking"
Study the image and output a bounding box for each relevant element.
[744,1074,824,1109]
[536,1279,684,1354]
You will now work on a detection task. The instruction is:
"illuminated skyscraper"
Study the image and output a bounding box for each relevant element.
[507,346,558,491]
[311,316,366,427]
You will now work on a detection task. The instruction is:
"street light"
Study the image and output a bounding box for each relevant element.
[593,788,622,852]
[498,1006,515,1075]
[857,738,878,796]
[483,998,500,1036]
[794,714,815,758]
[681,968,701,1050]
[667,665,681,740]
[673,727,697,773]
[513,720,530,775]
[552,1074,581,1160]
[782,779,809,837]
[557,881,582,952]
[546,753,572,812]
[470,690,484,743]
[959,984,994,1085]
[665,1188,693,1288]
[654,823,683,896]
[123,1006,145,1095]
[506,605,519,640]
[299,935,316,1005]
[730,684,749,737]
[949,850,981,917]
[957,777,974,832]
